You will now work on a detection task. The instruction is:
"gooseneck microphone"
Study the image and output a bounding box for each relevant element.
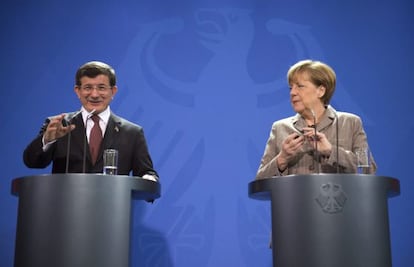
[82,109,96,173]
[310,109,320,173]
[64,110,82,173]
[334,110,340,173]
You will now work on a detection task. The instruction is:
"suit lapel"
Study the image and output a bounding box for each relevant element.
[69,112,122,165]
[100,113,122,158]
[71,116,89,158]
[317,108,336,132]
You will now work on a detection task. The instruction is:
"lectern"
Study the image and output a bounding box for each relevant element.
[12,174,161,267]
[248,174,400,267]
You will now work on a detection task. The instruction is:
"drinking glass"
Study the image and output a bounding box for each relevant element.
[356,147,370,174]
[103,149,118,175]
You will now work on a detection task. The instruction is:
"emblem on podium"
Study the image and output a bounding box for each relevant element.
[315,182,347,214]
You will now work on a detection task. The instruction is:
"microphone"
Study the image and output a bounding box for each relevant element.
[62,110,82,127]
[333,109,340,173]
[64,110,82,173]
[82,109,96,173]
[310,109,320,173]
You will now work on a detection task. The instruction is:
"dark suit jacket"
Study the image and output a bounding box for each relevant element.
[23,112,158,178]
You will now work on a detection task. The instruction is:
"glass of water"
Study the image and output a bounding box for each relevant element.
[356,147,370,174]
[103,149,118,175]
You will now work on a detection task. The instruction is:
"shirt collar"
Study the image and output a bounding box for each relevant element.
[292,105,336,131]
[80,106,111,125]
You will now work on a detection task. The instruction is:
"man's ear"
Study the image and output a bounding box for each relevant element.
[111,85,118,97]
[74,86,81,99]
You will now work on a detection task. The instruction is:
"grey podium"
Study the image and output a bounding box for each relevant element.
[248,174,400,267]
[12,174,161,267]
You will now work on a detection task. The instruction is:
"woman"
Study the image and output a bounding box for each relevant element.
[255,59,376,179]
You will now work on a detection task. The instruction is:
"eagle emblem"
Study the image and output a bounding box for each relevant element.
[315,183,347,214]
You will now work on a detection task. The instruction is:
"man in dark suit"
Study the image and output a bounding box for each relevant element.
[23,61,158,180]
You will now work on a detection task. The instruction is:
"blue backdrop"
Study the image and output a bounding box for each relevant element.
[1,0,413,266]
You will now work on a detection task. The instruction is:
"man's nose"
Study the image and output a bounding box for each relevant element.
[89,88,101,96]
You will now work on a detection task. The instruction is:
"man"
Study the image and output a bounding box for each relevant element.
[23,61,158,180]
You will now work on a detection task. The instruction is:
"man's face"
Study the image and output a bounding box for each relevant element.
[74,74,117,114]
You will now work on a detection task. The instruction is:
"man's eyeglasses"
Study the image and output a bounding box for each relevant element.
[79,84,113,93]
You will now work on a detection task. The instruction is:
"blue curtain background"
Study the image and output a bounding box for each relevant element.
[1,0,413,266]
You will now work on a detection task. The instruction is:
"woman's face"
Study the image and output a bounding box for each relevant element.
[289,72,324,114]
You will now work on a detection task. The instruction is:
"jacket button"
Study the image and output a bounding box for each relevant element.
[309,164,314,170]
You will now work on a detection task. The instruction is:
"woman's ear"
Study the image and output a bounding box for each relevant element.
[317,86,326,98]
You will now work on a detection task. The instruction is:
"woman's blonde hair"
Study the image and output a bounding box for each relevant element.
[287,60,336,105]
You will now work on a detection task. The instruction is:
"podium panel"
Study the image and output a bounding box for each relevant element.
[249,174,400,267]
[12,174,161,267]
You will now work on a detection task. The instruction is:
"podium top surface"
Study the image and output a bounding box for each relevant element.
[248,173,400,200]
[12,173,161,201]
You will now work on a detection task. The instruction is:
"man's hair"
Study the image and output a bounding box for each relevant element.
[75,61,116,86]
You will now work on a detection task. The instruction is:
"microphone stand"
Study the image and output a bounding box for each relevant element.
[65,130,72,173]
[82,128,87,173]
[64,110,82,173]
[311,109,320,173]
[335,112,340,173]
[82,110,96,173]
